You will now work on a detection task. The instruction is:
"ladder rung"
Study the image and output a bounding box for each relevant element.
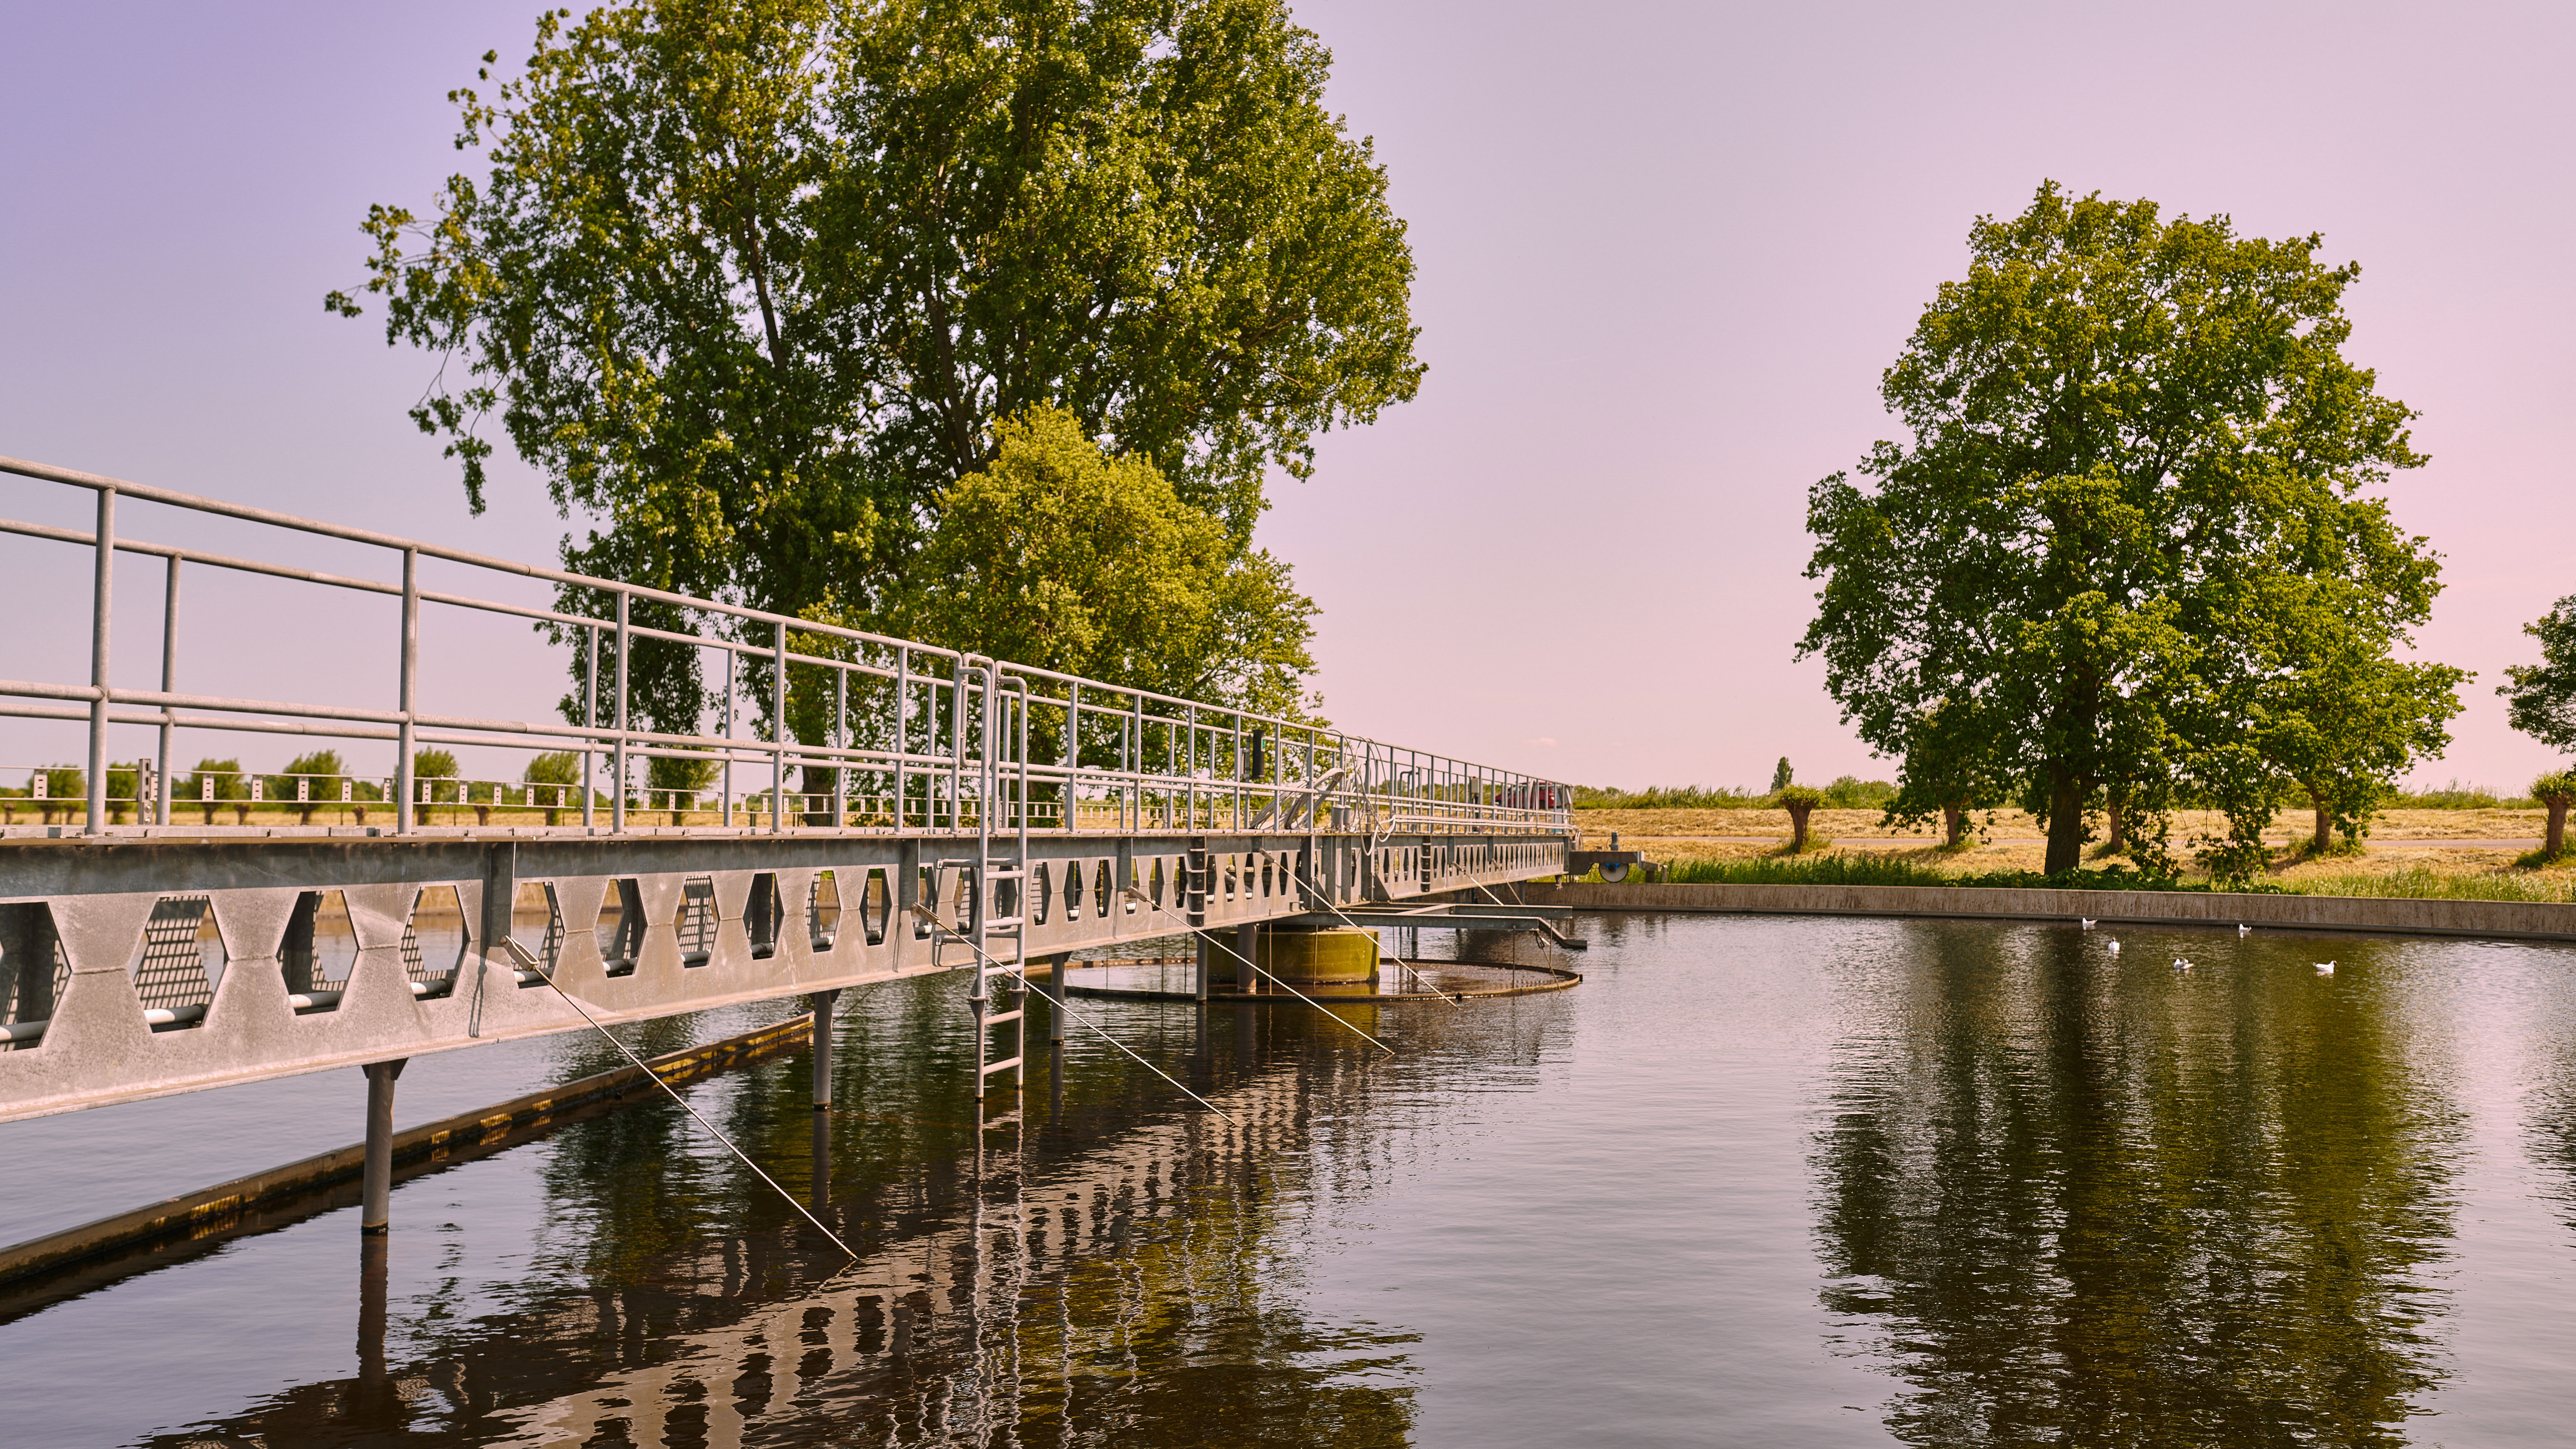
[983,916,1023,931]
[983,1008,1025,1026]
[979,1055,1023,1075]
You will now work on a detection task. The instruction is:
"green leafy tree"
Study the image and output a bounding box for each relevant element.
[2531,770,2576,861]
[524,750,582,825]
[1770,757,1793,794]
[410,748,462,826]
[2224,586,2464,858]
[647,750,719,824]
[2501,596,2576,752]
[333,0,1419,743]
[1884,699,2000,849]
[1803,183,2445,877]
[271,750,345,825]
[181,758,247,825]
[895,406,1317,715]
[1776,784,1825,853]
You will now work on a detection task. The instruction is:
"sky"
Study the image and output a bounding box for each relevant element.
[2,0,2570,794]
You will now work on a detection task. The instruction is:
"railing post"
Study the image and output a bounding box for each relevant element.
[894,646,909,829]
[83,485,115,835]
[773,619,787,833]
[581,625,597,830]
[156,553,178,826]
[612,590,629,834]
[832,664,847,826]
[394,547,417,835]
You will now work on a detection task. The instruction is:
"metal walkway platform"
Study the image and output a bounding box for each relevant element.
[0,454,1575,1130]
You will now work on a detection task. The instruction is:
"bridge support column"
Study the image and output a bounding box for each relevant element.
[359,1058,406,1234]
[806,989,840,1109]
[1237,923,1258,995]
[1194,934,1211,1001]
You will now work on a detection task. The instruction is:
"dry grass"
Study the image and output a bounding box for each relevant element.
[1578,806,2575,898]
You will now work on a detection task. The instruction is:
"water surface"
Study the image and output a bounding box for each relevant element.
[5,914,2575,1446]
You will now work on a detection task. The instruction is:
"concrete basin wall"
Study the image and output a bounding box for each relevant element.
[1503,882,2576,943]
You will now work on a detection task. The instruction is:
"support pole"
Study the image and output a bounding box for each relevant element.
[394,548,417,834]
[155,553,177,826]
[85,486,114,836]
[807,988,840,1108]
[611,591,629,834]
[359,1058,407,1234]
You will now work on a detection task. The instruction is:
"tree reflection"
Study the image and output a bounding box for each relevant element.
[132,976,1424,1449]
[1813,924,2461,1446]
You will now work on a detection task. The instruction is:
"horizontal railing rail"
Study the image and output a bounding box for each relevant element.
[0,454,1574,840]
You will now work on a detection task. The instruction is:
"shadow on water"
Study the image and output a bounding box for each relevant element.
[1811,922,2463,1447]
[123,974,1429,1449]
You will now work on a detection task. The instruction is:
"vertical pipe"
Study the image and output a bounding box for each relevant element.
[394,548,418,835]
[84,486,114,835]
[611,591,629,834]
[773,621,787,832]
[1065,682,1079,831]
[832,665,847,826]
[359,1058,407,1233]
[156,553,178,826]
[722,646,735,827]
[894,646,909,829]
[581,626,597,830]
[807,988,840,1108]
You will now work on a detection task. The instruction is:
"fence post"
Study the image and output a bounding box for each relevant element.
[773,620,787,833]
[84,485,114,835]
[612,591,629,834]
[156,552,178,826]
[394,547,418,834]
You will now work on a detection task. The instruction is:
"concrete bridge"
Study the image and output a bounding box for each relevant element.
[0,454,1574,1230]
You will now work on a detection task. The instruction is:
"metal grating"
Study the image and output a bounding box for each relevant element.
[132,897,215,1015]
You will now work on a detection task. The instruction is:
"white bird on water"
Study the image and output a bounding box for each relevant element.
[2081,917,2097,929]
[2239,924,2252,937]
[2172,956,2192,973]
[2107,940,2120,955]
[2316,960,2336,976]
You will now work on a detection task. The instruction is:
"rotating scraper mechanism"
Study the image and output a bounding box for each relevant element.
[1566,831,1647,882]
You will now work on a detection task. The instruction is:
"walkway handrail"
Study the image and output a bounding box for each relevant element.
[0,454,1575,839]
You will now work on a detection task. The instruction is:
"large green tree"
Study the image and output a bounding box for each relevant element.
[1803,183,2455,877]
[2500,596,2576,752]
[332,0,1419,735]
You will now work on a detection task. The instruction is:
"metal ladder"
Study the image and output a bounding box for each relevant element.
[962,663,1030,1102]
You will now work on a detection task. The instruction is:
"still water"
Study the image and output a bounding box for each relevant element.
[5,913,2576,1446]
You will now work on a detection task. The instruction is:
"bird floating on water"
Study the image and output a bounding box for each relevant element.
[2107,940,2120,955]
[2316,960,2336,976]
[2172,957,2192,973]
[2081,917,2097,929]
[2239,924,2252,937]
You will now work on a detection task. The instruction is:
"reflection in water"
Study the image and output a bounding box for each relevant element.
[1812,924,2462,1446]
[134,978,1429,1448]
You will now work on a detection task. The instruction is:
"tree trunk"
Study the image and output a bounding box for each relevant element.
[2104,798,2125,856]
[1943,802,1966,848]
[2043,773,2087,876]
[1786,801,1815,852]
[2549,800,2568,857]
[2313,802,2332,854]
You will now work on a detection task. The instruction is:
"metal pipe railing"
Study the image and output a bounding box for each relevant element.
[0,453,1573,839]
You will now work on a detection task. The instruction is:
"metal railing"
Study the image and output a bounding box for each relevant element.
[0,454,1575,840]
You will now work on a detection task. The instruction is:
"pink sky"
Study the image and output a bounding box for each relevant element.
[4,1,2569,793]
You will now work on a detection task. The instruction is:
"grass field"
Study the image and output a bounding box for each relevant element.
[1574,807,2576,902]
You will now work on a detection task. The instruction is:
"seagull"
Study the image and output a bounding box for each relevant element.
[2238,924,2252,937]
[2316,960,2336,976]
[2081,917,2097,929]
[2172,956,2192,973]
[2107,940,2120,955]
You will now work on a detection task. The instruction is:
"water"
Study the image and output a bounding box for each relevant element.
[5,913,2576,1446]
